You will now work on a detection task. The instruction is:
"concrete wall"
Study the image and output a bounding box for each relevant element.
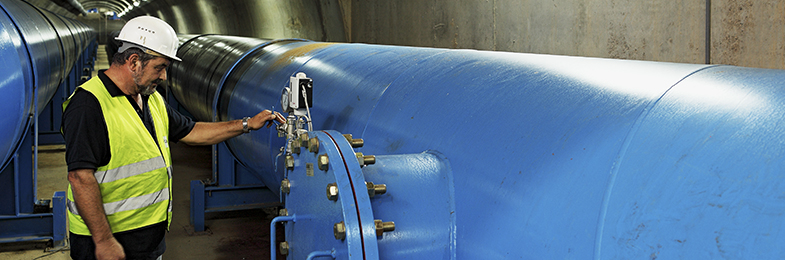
[350,0,785,69]
[711,0,785,68]
[35,0,783,69]
[126,0,347,42]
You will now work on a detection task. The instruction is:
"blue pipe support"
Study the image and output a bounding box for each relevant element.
[271,215,297,260]
[170,34,785,259]
[306,249,336,260]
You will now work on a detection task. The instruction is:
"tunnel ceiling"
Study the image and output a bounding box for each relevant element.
[78,0,137,15]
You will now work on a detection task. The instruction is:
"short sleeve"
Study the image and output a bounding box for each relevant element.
[62,89,111,171]
[166,104,196,143]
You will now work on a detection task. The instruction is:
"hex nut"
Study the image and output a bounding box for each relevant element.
[285,155,294,169]
[318,154,329,171]
[281,179,291,194]
[279,241,289,255]
[279,208,288,216]
[299,133,310,147]
[355,152,364,165]
[308,137,320,153]
[334,221,346,240]
[326,183,338,201]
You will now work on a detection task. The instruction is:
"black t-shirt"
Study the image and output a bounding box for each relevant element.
[62,70,195,172]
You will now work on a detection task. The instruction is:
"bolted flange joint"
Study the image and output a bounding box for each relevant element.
[374,219,395,237]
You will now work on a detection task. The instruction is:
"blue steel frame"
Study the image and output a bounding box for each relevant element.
[189,142,280,232]
[0,127,66,247]
[0,39,95,248]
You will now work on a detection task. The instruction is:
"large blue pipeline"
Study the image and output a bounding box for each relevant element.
[0,0,95,245]
[170,35,785,259]
[0,0,95,171]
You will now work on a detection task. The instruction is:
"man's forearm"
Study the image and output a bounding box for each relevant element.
[180,120,244,146]
[179,110,285,146]
[68,169,115,244]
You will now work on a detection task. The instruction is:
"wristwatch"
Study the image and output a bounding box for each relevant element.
[242,117,251,133]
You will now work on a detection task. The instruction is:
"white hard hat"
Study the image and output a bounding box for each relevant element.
[115,16,181,61]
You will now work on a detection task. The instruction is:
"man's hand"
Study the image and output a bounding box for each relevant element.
[249,110,286,130]
[95,236,125,260]
[180,109,287,146]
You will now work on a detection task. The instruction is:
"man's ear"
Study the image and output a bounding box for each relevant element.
[127,53,140,70]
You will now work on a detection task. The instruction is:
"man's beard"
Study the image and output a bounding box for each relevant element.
[132,69,159,96]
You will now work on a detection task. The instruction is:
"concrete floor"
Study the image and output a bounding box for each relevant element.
[0,46,279,259]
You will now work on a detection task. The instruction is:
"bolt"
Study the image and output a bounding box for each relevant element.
[281,179,291,194]
[318,154,329,171]
[351,138,364,148]
[285,155,294,169]
[374,219,395,237]
[343,134,364,148]
[279,208,288,216]
[309,137,320,153]
[366,182,387,197]
[326,183,338,201]
[363,155,376,165]
[334,221,346,240]
[356,152,376,166]
[279,241,289,255]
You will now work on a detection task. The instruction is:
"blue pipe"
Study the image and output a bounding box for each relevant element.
[0,0,95,246]
[0,0,95,170]
[170,34,785,259]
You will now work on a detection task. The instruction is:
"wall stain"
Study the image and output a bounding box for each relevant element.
[607,23,647,60]
[714,0,754,65]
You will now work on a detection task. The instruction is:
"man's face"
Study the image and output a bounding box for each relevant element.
[132,56,171,96]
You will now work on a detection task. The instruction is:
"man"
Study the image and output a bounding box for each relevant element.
[62,16,284,260]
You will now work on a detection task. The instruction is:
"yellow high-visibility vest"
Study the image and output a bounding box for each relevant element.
[63,77,172,235]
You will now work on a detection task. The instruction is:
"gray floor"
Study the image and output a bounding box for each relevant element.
[0,46,278,260]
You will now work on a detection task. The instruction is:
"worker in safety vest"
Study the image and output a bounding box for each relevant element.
[62,16,285,260]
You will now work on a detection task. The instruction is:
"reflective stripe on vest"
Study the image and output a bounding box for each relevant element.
[64,76,173,235]
[93,156,167,184]
[67,188,171,216]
